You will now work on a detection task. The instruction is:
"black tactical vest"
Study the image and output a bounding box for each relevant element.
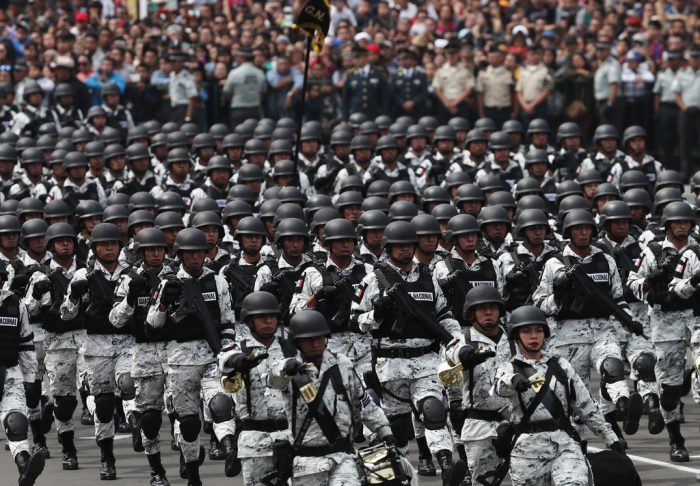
[84,270,126,334]
[129,269,172,343]
[267,260,315,325]
[170,273,222,343]
[556,252,612,320]
[223,261,259,317]
[42,269,84,333]
[205,252,231,274]
[316,263,367,333]
[204,184,230,210]
[0,294,22,367]
[368,164,411,185]
[119,176,157,196]
[445,257,498,326]
[372,263,438,340]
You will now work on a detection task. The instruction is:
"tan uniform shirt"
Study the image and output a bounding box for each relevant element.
[516,63,553,103]
[476,66,513,108]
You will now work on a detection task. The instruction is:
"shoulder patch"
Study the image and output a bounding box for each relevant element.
[675,257,687,278]
[294,273,305,293]
[353,282,367,303]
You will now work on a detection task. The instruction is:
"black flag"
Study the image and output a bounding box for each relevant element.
[293,0,331,53]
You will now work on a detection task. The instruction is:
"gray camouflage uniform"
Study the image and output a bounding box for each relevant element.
[495,351,618,486]
[218,335,289,486]
[146,266,235,462]
[268,349,392,485]
[60,260,133,442]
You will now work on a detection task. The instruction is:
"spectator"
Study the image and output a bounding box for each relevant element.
[674,48,700,178]
[433,42,474,123]
[341,45,388,121]
[84,56,126,106]
[222,48,266,128]
[391,48,428,119]
[594,41,622,132]
[476,45,515,128]
[266,56,303,120]
[620,50,655,134]
[654,50,684,170]
[516,44,554,126]
[167,51,198,125]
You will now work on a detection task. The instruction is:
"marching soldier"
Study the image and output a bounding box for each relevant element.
[435,214,505,328]
[356,210,389,265]
[475,131,523,191]
[60,223,134,480]
[494,306,624,486]
[49,83,84,129]
[0,259,46,486]
[10,81,49,138]
[608,126,664,187]
[120,143,159,196]
[442,286,511,485]
[146,228,236,486]
[218,292,288,484]
[290,218,373,374]
[47,151,107,209]
[109,228,175,485]
[268,310,397,486]
[533,209,645,449]
[579,124,625,181]
[351,221,467,486]
[627,201,699,461]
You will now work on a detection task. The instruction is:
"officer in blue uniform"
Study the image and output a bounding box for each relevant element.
[342,45,389,121]
[391,48,428,119]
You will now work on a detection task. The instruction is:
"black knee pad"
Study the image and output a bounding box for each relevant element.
[117,374,136,401]
[141,409,163,440]
[24,381,41,409]
[208,393,233,424]
[600,357,625,384]
[419,396,447,431]
[94,393,116,424]
[387,413,414,447]
[179,415,201,442]
[54,396,78,422]
[632,353,657,382]
[660,384,684,411]
[3,412,28,441]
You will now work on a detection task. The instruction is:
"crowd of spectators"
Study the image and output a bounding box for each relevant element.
[0,0,698,171]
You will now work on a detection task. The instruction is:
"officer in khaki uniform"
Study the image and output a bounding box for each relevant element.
[653,50,683,170]
[594,42,622,131]
[674,48,700,178]
[167,51,198,125]
[433,42,474,124]
[341,46,389,121]
[476,46,514,129]
[515,45,553,126]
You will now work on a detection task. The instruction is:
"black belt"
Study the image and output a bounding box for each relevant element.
[521,419,564,434]
[372,341,440,359]
[463,409,503,422]
[240,418,288,432]
[295,438,353,457]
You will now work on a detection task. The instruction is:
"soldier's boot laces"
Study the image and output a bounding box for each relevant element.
[436,449,467,486]
[645,394,664,435]
[16,450,45,486]
[147,452,170,486]
[221,434,241,477]
[29,420,49,458]
[98,439,117,480]
[185,461,202,486]
[208,432,225,460]
[59,431,78,470]
[130,412,144,452]
[622,392,644,435]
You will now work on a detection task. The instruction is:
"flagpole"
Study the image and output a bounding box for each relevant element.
[293,36,313,173]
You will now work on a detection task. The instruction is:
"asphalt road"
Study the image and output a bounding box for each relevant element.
[1,401,700,486]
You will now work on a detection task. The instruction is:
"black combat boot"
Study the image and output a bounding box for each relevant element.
[667,420,689,462]
[208,430,225,460]
[436,449,467,486]
[185,461,202,486]
[221,434,241,477]
[416,436,436,476]
[130,411,144,452]
[604,410,627,449]
[645,394,664,434]
[58,431,78,470]
[622,392,643,435]
[15,449,45,486]
[147,452,170,486]
[29,420,49,458]
[98,438,117,480]
[114,398,130,434]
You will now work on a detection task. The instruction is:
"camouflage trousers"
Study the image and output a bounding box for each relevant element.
[45,348,80,434]
[1,366,30,458]
[381,374,452,455]
[464,437,504,486]
[655,337,700,423]
[26,337,45,422]
[84,334,135,442]
[135,372,167,456]
[241,455,276,486]
[168,361,233,462]
[509,430,588,486]
[292,452,360,486]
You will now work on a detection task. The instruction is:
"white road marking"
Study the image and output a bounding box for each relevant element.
[589,446,700,475]
[79,435,130,441]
